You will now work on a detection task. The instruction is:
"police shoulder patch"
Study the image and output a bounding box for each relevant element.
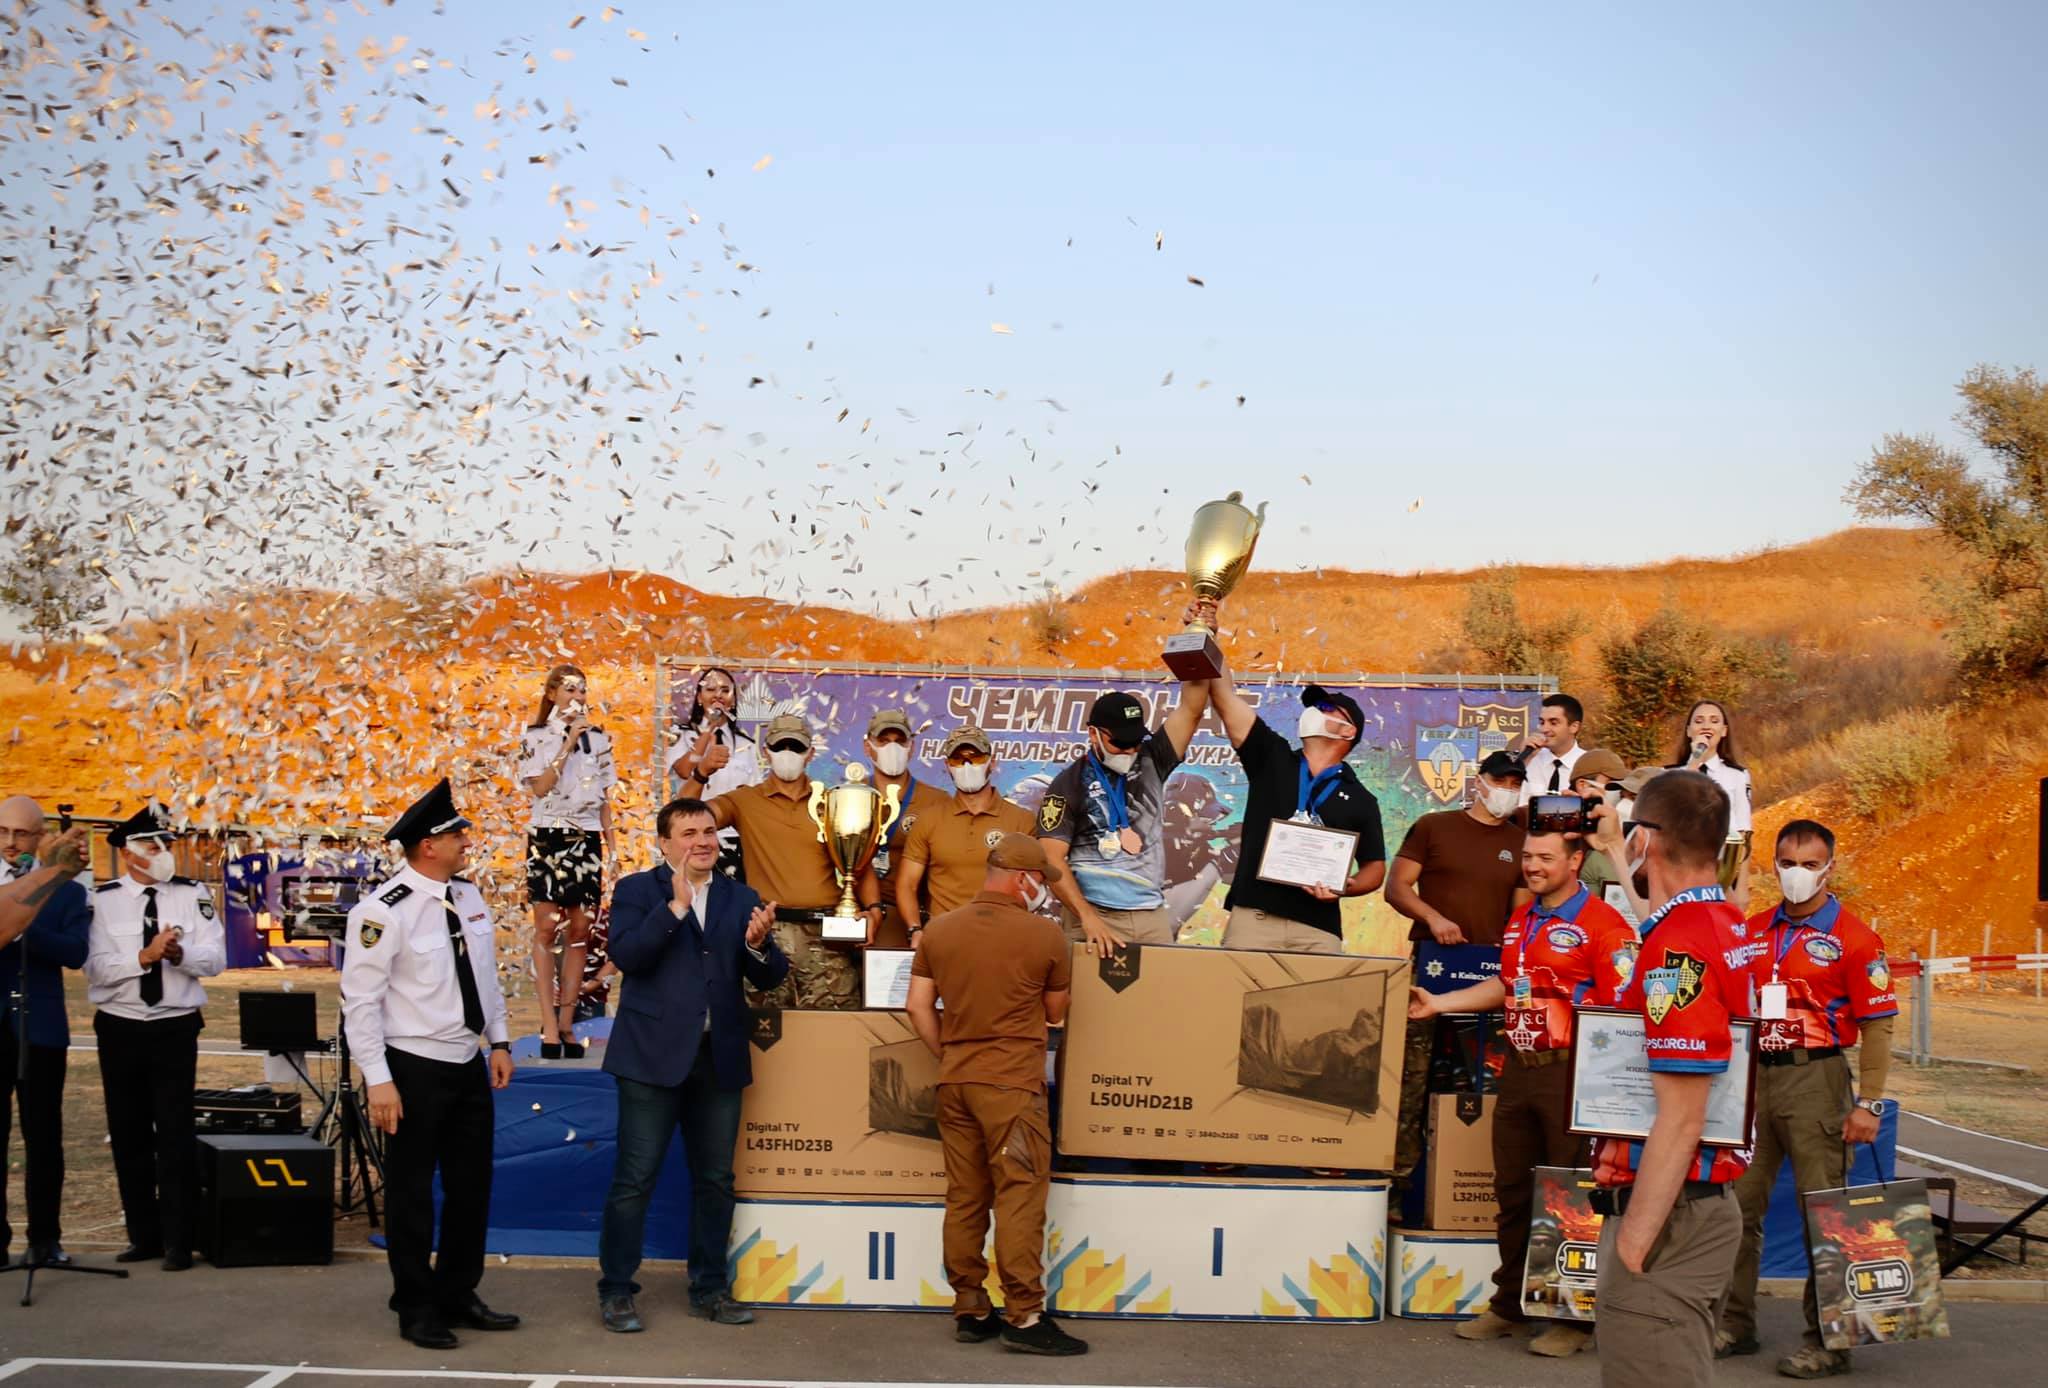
[197,897,215,919]
[379,882,414,908]
[94,880,120,893]
[359,921,385,948]
[1039,793,1067,833]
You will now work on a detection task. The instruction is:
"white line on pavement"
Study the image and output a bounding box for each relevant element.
[1896,1145,2048,1197]
[1902,1112,2048,1154]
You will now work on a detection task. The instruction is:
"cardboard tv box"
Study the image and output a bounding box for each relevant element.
[1423,1091,1498,1231]
[735,1009,947,1197]
[1057,943,1409,1169]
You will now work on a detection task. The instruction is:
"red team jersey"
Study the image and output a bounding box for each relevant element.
[1499,887,1639,1052]
[1592,886,1757,1188]
[1744,897,1896,1052]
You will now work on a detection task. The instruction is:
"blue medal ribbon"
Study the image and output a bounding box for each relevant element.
[1087,753,1131,832]
[1296,761,1343,822]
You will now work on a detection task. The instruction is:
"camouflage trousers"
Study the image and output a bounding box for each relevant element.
[1393,1013,1435,1180]
[748,920,862,1011]
[1722,1052,1852,1347]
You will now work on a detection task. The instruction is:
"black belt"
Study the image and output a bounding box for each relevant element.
[1759,1045,1843,1068]
[1590,1180,1725,1217]
[1506,1045,1571,1068]
[773,906,825,925]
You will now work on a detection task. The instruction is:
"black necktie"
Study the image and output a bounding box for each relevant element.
[139,886,164,1006]
[1548,758,1563,793]
[444,902,487,1035]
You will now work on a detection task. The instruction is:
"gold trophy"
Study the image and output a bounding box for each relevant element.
[1716,831,1753,891]
[806,764,902,942]
[1163,490,1268,680]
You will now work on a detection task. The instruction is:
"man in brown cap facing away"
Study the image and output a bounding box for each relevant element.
[905,834,1082,1357]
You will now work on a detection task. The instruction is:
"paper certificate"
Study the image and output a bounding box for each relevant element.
[1256,820,1358,892]
[1568,1008,1756,1148]
[863,949,915,1010]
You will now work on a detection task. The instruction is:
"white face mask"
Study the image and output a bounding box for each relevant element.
[1297,708,1356,745]
[873,744,910,777]
[950,762,990,793]
[1099,748,1138,776]
[1021,874,1052,914]
[1777,864,1829,907]
[1478,780,1519,819]
[768,749,808,782]
[139,845,177,883]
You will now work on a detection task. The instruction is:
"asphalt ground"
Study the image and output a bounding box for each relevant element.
[0,1257,2040,1388]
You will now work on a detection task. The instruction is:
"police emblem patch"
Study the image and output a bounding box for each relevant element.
[198,898,215,920]
[985,830,1004,848]
[359,921,384,948]
[1866,955,1891,992]
[1612,945,1638,988]
[1642,950,1704,1024]
[1546,924,1586,951]
[1803,935,1844,964]
[1038,793,1066,833]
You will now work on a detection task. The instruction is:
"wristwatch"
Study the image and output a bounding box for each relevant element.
[490,1041,511,1054]
[1855,1098,1891,1117]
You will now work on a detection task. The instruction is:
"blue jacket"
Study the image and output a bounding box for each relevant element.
[603,863,788,1091]
[0,878,90,1049]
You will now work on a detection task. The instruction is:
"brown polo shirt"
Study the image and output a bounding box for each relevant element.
[911,891,1070,1090]
[709,776,840,911]
[899,791,1036,919]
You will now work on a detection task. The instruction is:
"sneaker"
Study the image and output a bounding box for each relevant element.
[1717,1330,1762,1358]
[1528,1323,1592,1358]
[688,1294,755,1326]
[1454,1309,1521,1341]
[1777,1345,1851,1379]
[955,1310,1004,1343]
[600,1293,643,1334]
[1001,1314,1089,1356]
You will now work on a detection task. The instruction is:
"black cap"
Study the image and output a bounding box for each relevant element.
[1477,749,1527,782]
[1087,692,1149,749]
[385,777,473,848]
[1301,685,1365,745]
[107,803,176,849]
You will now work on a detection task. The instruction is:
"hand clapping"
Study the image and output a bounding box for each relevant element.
[746,901,776,949]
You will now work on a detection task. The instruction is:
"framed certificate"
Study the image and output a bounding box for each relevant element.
[1256,819,1358,892]
[1568,1007,1757,1148]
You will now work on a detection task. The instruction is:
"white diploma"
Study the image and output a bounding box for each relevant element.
[1256,820,1358,892]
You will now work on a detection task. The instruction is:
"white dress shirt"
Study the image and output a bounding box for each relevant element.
[666,724,765,853]
[1699,756,1755,834]
[342,864,511,1086]
[1519,743,1586,803]
[85,875,227,1020]
[516,719,618,831]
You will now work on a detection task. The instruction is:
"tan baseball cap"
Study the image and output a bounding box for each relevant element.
[866,707,913,740]
[762,712,813,750]
[1620,764,1666,797]
[940,724,993,758]
[987,831,1064,883]
[1568,749,1628,789]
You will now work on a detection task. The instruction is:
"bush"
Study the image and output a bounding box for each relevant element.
[1461,567,1583,681]
[1833,708,1954,818]
[1597,604,1791,765]
[1028,583,1072,653]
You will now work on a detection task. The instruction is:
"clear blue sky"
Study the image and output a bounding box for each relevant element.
[9,1,2046,621]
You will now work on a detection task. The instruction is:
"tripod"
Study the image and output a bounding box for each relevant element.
[308,1025,383,1226]
[0,976,128,1305]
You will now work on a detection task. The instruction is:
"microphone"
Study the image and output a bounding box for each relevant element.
[11,852,33,875]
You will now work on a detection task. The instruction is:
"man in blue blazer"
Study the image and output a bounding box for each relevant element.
[0,797,92,1268]
[598,796,786,1334]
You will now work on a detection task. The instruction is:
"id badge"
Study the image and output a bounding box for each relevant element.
[1760,983,1788,1020]
[1512,975,1533,1007]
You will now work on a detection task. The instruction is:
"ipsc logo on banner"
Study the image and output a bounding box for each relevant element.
[1416,703,1529,803]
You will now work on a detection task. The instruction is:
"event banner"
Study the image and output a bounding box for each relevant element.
[1802,1180,1950,1350]
[660,659,1546,951]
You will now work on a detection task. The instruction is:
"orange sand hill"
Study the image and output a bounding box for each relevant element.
[2,526,2041,953]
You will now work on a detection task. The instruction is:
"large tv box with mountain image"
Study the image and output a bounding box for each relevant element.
[1058,943,1409,1168]
[735,1009,947,1197]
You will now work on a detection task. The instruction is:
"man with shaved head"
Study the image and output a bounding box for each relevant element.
[0,796,91,1269]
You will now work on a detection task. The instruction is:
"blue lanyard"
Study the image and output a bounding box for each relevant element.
[1639,883,1726,937]
[1297,762,1343,821]
[1087,754,1131,832]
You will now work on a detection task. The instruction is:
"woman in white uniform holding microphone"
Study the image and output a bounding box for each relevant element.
[516,664,616,1058]
[1667,699,1755,909]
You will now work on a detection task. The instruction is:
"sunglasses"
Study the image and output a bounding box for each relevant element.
[767,740,808,754]
[946,749,990,765]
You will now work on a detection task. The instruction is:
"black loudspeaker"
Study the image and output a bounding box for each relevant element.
[239,990,324,1054]
[196,1133,334,1267]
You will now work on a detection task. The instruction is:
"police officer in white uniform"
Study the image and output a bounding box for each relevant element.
[343,779,519,1350]
[84,804,225,1270]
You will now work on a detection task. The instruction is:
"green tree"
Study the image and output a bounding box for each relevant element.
[1598,605,1789,764]
[1461,566,1583,680]
[0,521,106,643]
[1848,364,2048,695]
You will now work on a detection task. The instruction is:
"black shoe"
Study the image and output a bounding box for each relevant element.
[26,1242,69,1268]
[1002,1314,1089,1356]
[1717,1331,1762,1358]
[114,1244,163,1264]
[562,1040,585,1059]
[600,1293,644,1333]
[540,1041,564,1060]
[160,1251,194,1271]
[956,1310,1004,1343]
[400,1315,459,1350]
[688,1293,755,1325]
[444,1294,519,1330]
